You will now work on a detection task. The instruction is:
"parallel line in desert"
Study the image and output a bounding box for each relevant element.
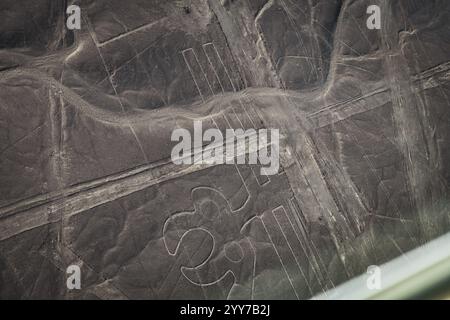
[0,133,277,241]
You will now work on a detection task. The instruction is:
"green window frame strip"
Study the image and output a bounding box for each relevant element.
[313,232,450,300]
